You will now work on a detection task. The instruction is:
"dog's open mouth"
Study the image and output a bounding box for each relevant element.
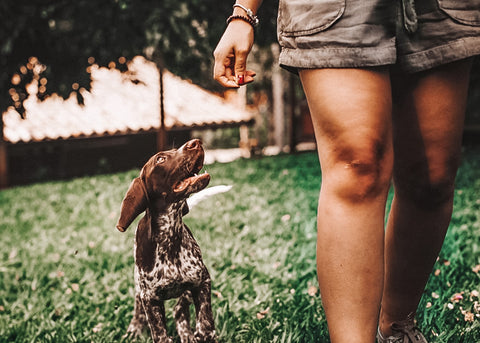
[173,159,210,193]
[173,171,210,193]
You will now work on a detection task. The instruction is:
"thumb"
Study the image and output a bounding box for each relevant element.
[234,53,247,85]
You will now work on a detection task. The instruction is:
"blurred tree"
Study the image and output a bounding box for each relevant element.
[0,0,278,188]
[0,0,278,116]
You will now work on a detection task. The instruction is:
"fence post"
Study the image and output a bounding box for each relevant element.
[0,114,8,188]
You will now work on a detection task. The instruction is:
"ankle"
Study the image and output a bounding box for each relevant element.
[378,309,394,336]
[378,320,394,337]
[378,311,417,337]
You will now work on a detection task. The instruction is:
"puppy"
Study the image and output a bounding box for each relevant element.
[116,139,215,343]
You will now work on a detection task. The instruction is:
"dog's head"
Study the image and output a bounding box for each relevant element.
[116,139,210,232]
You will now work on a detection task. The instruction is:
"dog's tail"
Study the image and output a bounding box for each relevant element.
[187,185,233,209]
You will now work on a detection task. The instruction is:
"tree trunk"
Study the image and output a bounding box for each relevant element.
[271,44,284,150]
[157,64,167,152]
[0,114,8,189]
[152,51,167,152]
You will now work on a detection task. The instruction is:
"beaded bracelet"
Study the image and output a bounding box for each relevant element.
[227,15,257,29]
[233,4,259,26]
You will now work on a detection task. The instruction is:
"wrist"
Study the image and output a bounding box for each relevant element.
[231,4,259,27]
[227,15,257,30]
[233,7,246,17]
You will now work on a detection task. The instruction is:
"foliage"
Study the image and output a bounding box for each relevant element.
[1,148,480,342]
[0,0,278,116]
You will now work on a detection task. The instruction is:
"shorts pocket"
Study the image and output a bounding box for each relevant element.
[278,0,346,37]
[437,0,480,26]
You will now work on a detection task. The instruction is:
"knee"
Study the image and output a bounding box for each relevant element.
[323,139,393,202]
[394,158,459,209]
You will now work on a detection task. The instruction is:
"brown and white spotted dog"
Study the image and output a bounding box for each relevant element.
[116,139,215,343]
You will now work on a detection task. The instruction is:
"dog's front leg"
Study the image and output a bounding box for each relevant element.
[141,296,173,343]
[193,279,216,343]
[125,288,148,338]
[174,290,196,343]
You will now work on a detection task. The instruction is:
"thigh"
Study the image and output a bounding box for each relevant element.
[300,67,393,170]
[391,59,473,203]
[299,67,394,199]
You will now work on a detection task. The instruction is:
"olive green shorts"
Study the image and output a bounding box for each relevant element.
[277,0,480,73]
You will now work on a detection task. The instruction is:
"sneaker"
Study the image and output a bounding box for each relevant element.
[376,313,428,343]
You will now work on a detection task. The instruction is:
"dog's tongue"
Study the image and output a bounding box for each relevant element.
[174,172,209,193]
[174,179,190,192]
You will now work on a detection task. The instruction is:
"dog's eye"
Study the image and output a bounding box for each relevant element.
[156,156,166,164]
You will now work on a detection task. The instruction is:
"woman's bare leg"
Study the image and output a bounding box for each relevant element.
[300,67,393,343]
[379,59,473,335]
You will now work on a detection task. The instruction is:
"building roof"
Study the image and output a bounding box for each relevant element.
[3,56,254,144]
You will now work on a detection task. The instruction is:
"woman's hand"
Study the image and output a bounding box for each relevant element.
[213,20,257,88]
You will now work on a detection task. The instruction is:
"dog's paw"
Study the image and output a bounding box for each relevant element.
[177,329,197,343]
[178,335,197,343]
[123,324,146,340]
[194,331,216,343]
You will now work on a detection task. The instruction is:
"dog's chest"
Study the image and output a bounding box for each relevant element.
[135,222,206,299]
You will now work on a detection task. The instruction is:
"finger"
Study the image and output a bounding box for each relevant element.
[213,48,239,87]
[213,55,228,82]
[234,52,248,85]
[217,75,240,88]
[238,70,257,86]
[244,70,256,83]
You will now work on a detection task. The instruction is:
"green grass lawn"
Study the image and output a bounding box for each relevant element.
[0,147,479,343]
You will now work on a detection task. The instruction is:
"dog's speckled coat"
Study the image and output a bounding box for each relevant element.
[116,139,215,343]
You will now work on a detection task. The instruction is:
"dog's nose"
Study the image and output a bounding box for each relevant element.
[186,139,201,150]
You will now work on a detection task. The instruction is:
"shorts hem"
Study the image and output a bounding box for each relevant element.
[398,36,480,73]
[279,46,397,73]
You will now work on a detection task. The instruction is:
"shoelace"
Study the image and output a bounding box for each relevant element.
[389,313,427,343]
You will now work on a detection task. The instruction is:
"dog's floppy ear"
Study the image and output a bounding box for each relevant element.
[116,177,148,232]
